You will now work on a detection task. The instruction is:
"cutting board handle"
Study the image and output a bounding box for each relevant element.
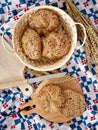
[0,79,33,96]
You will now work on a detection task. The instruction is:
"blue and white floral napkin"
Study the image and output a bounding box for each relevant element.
[0,0,98,130]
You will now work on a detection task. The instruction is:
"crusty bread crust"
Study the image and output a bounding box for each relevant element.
[36,75,86,122]
[29,9,60,35]
[21,28,41,60]
[42,32,71,60]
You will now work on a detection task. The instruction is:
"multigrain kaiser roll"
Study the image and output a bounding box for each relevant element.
[36,75,86,122]
[21,28,41,60]
[29,9,60,35]
[42,32,71,60]
[38,84,86,121]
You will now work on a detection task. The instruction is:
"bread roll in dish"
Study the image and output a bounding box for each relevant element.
[29,9,60,35]
[42,32,71,61]
[21,28,41,60]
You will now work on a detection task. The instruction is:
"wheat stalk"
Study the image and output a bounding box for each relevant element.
[66,0,98,74]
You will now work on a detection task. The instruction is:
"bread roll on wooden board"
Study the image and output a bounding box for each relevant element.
[20,75,86,123]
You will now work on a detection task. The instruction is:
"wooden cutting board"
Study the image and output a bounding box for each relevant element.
[0,36,33,96]
[20,75,86,123]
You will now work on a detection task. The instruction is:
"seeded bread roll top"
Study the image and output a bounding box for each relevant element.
[29,9,60,35]
[42,32,71,60]
[38,84,86,119]
[21,28,41,60]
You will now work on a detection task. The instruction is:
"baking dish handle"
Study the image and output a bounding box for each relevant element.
[75,22,86,50]
[1,24,15,53]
